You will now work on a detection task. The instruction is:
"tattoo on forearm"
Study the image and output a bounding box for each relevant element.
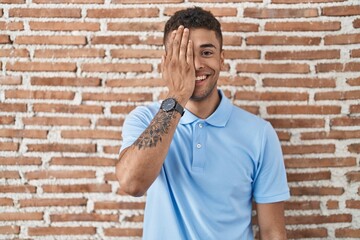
[134,110,176,150]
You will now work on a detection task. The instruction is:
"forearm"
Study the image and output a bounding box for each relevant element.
[116,108,181,197]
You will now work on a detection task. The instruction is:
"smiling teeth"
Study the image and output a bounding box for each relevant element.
[195,75,207,81]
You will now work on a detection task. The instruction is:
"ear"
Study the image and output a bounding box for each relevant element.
[220,50,225,71]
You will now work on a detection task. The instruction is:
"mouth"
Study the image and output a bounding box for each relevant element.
[195,74,210,83]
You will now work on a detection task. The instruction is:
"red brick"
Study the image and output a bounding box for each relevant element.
[104,228,143,237]
[9,8,81,18]
[325,34,360,45]
[265,50,340,60]
[335,228,360,238]
[315,90,360,100]
[291,187,344,196]
[25,170,96,180]
[276,131,291,141]
[267,105,341,114]
[223,36,243,46]
[104,173,117,181]
[5,90,75,100]
[33,0,104,3]
[29,21,100,32]
[124,215,144,222]
[50,157,116,166]
[31,77,101,86]
[263,77,336,88]
[331,117,360,126]
[96,118,124,127]
[282,144,335,155]
[351,49,360,58]
[302,130,360,140]
[350,105,360,113]
[15,35,86,45]
[268,118,325,128]
[87,8,159,18]
[108,22,164,32]
[244,8,318,18]
[348,144,360,153]
[0,212,43,221]
[27,143,96,153]
[0,226,19,235]
[327,200,339,209]
[287,228,328,239]
[224,50,260,59]
[0,157,41,165]
[219,76,256,86]
[0,0,25,3]
[28,227,96,236]
[82,92,152,102]
[220,22,259,32]
[285,157,356,168]
[51,213,118,222]
[110,105,137,114]
[19,198,87,207]
[113,0,182,2]
[164,7,237,17]
[0,76,22,85]
[0,34,10,44]
[236,63,309,73]
[346,200,360,209]
[0,49,28,57]
[94,201,145,210]
[42,184,111,193]
[61,130,121,140]
[0,129,47,139]
[287,171,331,182]
[0,142,19,151]
[35,49,105,58]
[265,21,340,31]
[346,171,360,182]
[235,91,308,101]
[354,18,360,28]
[273,0,345,3]
[0,185,36,193]
[23,117,91,126]
[106,78,164,88]
[246,36,321,45]
[82,63,152,73]
[0,116,15,124]
[0,21,24,30]
[91,35,140,45]
[103,145,121,154]
[7,62,77,72]
[285,201,320,210]
[111,49,163,59]
[0,171,20,179]
[33,103,103,114]
[322,5,360,16]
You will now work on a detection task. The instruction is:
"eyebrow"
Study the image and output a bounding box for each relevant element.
[200,43,217,49]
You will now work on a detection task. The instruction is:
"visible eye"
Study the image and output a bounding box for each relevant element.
[201,50,213,57]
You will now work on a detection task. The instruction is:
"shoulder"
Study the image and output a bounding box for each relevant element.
[229,105,269,130]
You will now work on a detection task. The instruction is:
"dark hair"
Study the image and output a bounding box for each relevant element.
[163,7,223,49]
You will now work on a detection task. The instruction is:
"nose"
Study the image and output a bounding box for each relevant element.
[194,54,204,70]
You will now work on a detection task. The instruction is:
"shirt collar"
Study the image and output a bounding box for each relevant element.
[180,90,233,127]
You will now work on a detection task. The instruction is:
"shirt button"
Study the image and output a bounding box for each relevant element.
[199,123,203,128]
[196,143,202,149]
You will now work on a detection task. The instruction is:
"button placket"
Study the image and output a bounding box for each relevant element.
[192,121,206,171]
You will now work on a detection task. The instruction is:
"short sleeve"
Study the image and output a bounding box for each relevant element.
[120,105,157,154]
[253,122,290,203]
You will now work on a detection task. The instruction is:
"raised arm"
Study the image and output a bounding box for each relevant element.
[115,26,195,197]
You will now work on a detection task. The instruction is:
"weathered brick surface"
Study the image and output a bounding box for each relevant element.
[0,1,359,239]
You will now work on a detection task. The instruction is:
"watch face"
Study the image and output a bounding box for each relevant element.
[162,98,176,111]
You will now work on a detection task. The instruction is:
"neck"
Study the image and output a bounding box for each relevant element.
[185,89,221,119]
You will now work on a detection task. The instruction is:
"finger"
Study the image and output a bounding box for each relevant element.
[166,30,176,60]
[186,40,194,66]
[179,28,189,62]
[172,25,184,60]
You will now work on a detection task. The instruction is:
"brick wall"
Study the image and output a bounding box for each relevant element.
[0,0,359,239]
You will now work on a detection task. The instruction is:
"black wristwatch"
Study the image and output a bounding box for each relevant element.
[161,98,185,116]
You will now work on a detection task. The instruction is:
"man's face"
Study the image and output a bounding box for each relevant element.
[164,27,224,102]
[188,28,224,101]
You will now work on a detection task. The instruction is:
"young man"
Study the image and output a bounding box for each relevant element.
[116,7,290,240]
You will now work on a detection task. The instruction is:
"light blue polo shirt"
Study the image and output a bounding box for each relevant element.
[120,90,290,240]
